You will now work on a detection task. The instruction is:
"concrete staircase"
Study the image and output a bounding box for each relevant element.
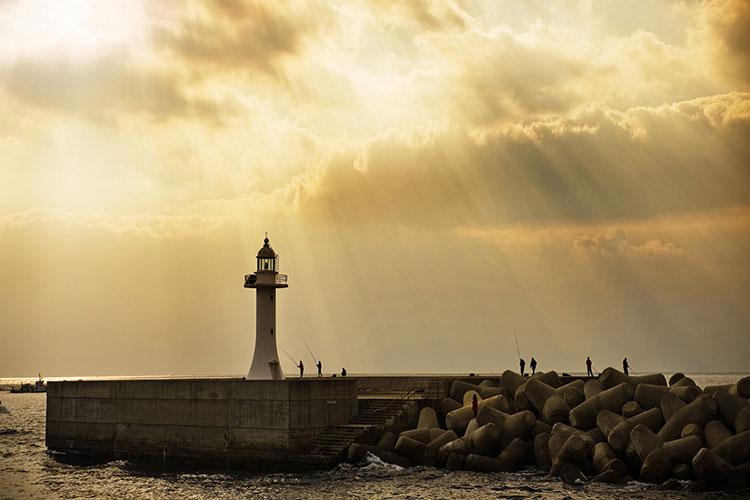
[305,424,372,460]
[349,398,409,426]
[304,398,413,464]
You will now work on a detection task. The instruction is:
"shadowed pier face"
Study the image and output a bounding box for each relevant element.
[45,378,358,466]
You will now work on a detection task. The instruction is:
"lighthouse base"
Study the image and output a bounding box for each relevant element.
[247,359,284,380]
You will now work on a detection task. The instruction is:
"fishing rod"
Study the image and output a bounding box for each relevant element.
[513,327,521,361]
[297,336,318,365]
[280,347,298,366]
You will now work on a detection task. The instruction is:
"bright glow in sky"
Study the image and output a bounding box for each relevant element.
[0,0,749,376]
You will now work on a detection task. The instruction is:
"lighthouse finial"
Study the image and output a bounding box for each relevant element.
[264,232,269,245]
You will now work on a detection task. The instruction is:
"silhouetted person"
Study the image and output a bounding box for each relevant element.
[298,360,304,378]
[341,368,347,377]
[530,357,537,374]
[472,393,479,419]
[586,356,594,377]
[317,360,322,378]
[520,358,526,376]
[623,357,629,376]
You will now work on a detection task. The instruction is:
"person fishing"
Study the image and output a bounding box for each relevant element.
[298,336,321,379]
[623,357,629,376]
[586,356,594,377]
[513,328,526,376]
[472,393,479,419]
[298,360,304,378]
[530,357,537,374]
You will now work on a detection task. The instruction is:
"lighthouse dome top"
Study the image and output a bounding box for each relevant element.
[257,237,276,258]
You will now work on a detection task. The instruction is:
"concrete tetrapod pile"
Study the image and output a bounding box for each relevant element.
[347,370,750,492]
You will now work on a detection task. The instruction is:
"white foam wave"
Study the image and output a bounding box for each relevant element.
[360,452,404,472]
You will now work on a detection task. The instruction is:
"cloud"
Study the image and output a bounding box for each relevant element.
[0,54,226,125]
[423,25,596,124]
[302,92,750,228]
[459,226,690,264]
[372,0,469,31]
[154,0,329,79]
[418,18,724,128]
[701,0,750,83]
[572,230,687,258]
[0,209,222,239]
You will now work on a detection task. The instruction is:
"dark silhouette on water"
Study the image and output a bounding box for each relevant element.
[519,358,526,376]
[622,357,629,376]
[472,393,478,418]
[316,360,322,378]
[530,357,537,374]
[586,356,594,377]
[298,360,304,378]
[341,367,347,377]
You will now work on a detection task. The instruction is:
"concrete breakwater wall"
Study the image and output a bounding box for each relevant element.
[45,374,583,468]
[46,378,357,467]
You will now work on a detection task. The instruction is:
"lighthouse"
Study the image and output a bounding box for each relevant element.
[244,236,288,380]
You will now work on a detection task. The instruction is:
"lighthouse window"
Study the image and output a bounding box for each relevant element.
[257,257,276,271]
[270,328,274,335]
[270,294,274,302]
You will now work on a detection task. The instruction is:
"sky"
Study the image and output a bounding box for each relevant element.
[0,0,748,377]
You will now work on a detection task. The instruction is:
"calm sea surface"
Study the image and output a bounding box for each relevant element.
[1,373,747,499]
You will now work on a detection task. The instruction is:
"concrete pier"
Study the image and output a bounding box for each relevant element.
[46,378,357,468]
[45,373,591,469]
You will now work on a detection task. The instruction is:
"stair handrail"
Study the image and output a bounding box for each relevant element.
[373,381,423,414]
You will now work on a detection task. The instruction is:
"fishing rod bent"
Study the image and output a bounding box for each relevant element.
[297,336,318,364]
[280,347,298,365]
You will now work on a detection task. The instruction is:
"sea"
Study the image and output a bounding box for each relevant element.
[1,373,747,499]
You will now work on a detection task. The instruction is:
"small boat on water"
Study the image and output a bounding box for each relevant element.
[10,374,47,393]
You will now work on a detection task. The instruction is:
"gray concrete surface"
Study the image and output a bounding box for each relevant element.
[46,378,357,467]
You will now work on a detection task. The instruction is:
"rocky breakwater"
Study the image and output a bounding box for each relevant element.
[347,370,750,492]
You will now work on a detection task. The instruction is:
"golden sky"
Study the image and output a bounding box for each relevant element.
[1,0,749,376]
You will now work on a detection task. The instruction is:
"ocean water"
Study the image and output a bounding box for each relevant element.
[0,374,747,499]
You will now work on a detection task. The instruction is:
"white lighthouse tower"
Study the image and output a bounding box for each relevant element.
[244,236,288,380]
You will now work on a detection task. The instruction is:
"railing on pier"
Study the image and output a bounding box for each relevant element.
[373,382,426,415]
